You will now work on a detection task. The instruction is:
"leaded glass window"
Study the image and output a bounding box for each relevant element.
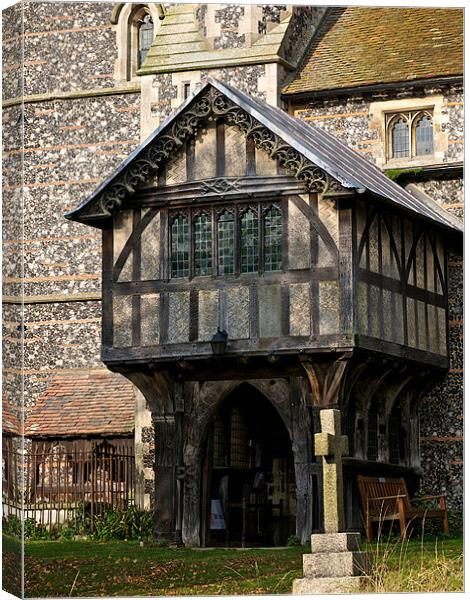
[194,213,212,276]
[391,117,409,158]
[367,401,379,461]
[230,408,250,469]
[169,202,283,278]
[240,209,259,273]
[388,404,402,464]
[217,211,235,275]
[387,109,434,161]
[415,114,434,156]
[171,214,189,278]
[138,13,153,67]
[264,205,282,271]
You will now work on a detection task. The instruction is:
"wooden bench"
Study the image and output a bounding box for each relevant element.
[357,475,449,541]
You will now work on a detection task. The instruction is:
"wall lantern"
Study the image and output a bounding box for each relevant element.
[210,328,228,355]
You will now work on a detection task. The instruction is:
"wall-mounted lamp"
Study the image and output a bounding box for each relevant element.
[210,328,228,355]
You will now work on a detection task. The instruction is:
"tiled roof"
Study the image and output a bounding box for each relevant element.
[26,370,135,437]
[283,7,463,95]
[3,399,21,436]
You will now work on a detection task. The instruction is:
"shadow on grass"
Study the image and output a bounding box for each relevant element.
[3,534,22,598]
[18,530,463,597]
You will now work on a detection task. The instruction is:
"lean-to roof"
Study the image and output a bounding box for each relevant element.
[26,370,135,438]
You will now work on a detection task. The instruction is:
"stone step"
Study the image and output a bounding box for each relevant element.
[293,575,370,594]
[303,550,371,578]
[311,531,361,553]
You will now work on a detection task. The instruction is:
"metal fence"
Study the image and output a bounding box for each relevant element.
[2,440,135,531]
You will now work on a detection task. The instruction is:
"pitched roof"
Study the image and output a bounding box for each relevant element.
[3,399,22,436]
[138,3,292,75]
[66,78,462,234]
[283,7,463,96]
[26,370,135,438]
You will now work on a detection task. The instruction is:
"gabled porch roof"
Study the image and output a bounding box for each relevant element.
[66,78,462,235]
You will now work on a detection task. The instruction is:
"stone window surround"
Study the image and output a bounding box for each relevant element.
[113,3,162,83]
[369,95,447,169]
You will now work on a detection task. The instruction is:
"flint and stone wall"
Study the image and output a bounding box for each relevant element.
[2,1,140,446]
[2,2,463,515]
[293,83,463,510]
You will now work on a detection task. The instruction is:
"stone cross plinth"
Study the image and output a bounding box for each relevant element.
[293,409,371,594]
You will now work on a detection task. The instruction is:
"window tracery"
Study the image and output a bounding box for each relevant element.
[386,110,434,160]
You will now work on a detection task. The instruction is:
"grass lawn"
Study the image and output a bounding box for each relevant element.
[2,534,462,597]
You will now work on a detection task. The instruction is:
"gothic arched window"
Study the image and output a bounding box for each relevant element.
[193,213,212,276]
[388,403,403,464]
[112,4,162,82]
[137,12,154,68]
[264,205,283,271]
[240,209,259,273]
[171,214,189,278]
[386,109,434,160]
[414,113,434,156]
[217,211,235,275]
[390,116,410,159]
[367,401,379,461]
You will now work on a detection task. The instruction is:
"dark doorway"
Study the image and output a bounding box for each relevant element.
[201,384,296,546]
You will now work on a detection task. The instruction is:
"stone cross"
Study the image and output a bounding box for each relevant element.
[315,409,349,533]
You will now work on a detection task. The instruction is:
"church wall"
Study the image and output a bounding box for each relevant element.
[291,83,463,167]
[3,2,27,446]
[22,1,117,95]
[292,82,463,511]
[2,2,141,415]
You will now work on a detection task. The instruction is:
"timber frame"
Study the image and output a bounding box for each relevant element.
[67,78,461,545]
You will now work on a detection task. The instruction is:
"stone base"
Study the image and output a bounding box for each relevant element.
[303,550,370,578]
[292,532,371,595]
[311,532,361,553]
[293,575,370,594]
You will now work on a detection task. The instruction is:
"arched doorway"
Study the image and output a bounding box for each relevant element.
[201,384,296,546]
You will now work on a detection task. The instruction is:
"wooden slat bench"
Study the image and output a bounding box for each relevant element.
[357,475,449,541]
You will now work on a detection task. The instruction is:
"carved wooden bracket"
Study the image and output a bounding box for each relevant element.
[76,85,341,221]
[118,367,176,415]
[300,355,351,407]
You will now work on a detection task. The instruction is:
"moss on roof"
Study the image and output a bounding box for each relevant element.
[283,7,463,96]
